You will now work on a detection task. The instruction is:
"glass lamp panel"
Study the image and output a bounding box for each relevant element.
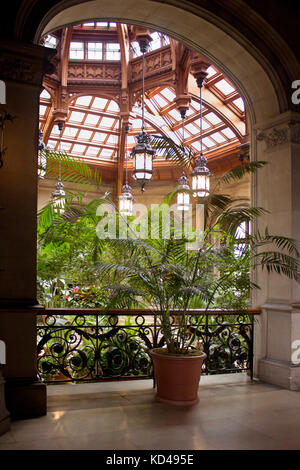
[38,152,47,179]
[177,191,190,211]
[135,172,146,179]
[119,196,133,216]
[192,174,210,197]
[134,153,145,170]
[145,153,152,171]
[53,198,65,214]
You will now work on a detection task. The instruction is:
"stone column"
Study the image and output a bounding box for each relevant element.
[0,40,55,418]
[253,111,300,390]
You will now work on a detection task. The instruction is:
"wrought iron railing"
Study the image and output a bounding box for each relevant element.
[36,308,261,384]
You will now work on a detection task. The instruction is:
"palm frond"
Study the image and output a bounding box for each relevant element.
[216,207,267,234]
[149,134,194,167]
[253,251,300,281]
[218,161,268,185]
[252,228,300,257]
[43,149,102,189]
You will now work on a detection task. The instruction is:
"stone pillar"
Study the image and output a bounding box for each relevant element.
[0,40,55,418]
[253,112,300,390]
[0,372,10,435]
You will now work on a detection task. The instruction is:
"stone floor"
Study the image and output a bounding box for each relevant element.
[0,374,300,450]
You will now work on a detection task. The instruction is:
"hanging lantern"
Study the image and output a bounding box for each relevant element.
[191,155,211,198]
[51,121,65,213]
[176,110,191,211]
[131,38,155,192]
[131,131,155,192]
[38,129,47,179]
[190,74,212,199]
[119,126,134,215]
[119,182,134,216]
[38,151,47,179]
[51,181,65,214]
[177,173,190,211]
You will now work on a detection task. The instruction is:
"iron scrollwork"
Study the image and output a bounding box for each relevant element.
[37,310,254,384]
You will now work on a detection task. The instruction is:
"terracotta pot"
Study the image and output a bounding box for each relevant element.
[149,348,207,406]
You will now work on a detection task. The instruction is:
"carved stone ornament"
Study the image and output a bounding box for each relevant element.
[257,127,289,148]
[68,62,121,83]
[131,49,172,81]
[0,45,56,86]
[257,121,300,148]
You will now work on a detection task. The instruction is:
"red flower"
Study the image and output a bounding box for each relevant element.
[73,287,79,292]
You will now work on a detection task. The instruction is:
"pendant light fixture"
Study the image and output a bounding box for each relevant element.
[119,125,134,216]
[177,110,190,212]
[51,121,65,214]
[131,38,155,192]
[191,76,212,198]
[38,129,47,179]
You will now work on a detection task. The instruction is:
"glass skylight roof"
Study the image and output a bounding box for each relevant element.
[40,23,246,167]
[210,132,226,143]
[202,137,215,148]
[78,130,93,140]
[93,97,109,109]
[69,111,85,122]
[39,105,47,116]
[76,96,92,106]
[40,89,51,99]
[233,97,245,111]
[221,128,236,139]
[42,83,243,161]
[205,113,222,125]
[64,127,78,137]
[206,66,217,78]
[214,79,235,95]
[101,117,115,127]
[85,114,100,125]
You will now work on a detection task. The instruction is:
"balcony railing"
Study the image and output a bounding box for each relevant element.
[37,308,261,384]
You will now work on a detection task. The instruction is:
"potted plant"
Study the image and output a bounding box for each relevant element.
[95,137,300,405]
[38,148,300,404]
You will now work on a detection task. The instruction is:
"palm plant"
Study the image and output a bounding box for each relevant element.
[93,136,300,355]
[38,144,300,356]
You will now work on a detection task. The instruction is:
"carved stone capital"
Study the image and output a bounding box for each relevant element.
[190,52,210,86]
[0,41,56,87]
[257,121,300,149]
[52,108,68,124]
[237,142,250,162]
[174,94,191,116]
[257,126,289,148]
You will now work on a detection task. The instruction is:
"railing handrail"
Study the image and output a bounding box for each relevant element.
[42,307,261,316]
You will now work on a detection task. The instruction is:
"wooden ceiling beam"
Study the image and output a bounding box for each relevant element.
[185,123,228,145]
[61,121,119,135]
[50,135,118,151]
[69,104,120,119]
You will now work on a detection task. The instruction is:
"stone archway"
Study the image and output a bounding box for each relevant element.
[34,0,300,389]
[1,1,300,423]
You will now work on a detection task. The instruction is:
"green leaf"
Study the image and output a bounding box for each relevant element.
[219,161,268,185]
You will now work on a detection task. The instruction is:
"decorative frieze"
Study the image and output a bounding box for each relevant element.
[0,42,56,86]
[257,121,300,149]
[257,127,288,148]
[68,62,121,83]
[131,48,172,81]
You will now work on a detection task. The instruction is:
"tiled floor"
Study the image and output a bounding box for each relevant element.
[1,374,300,450]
